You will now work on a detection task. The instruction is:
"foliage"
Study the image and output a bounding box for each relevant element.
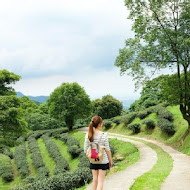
[12,167,92,190]
[19,96,39,114]
[129,75,168,112]
[115,0,190,142]
[0,69,21,96]
[0,144,13,158]
[27,135,49,179]
[25,112,59,131]
[137,111,149,119]
[103,120,113,130]
[41,134,69,174]
[0,95,28,145]
[157,118,175,135]
[128,123,141,134]
[47,82,92,131]
[59,133,83,158]
[142,119,156,129]
[122,113,137,126]
[92,95,123,119]
[14,143,29,178]
[0,154,14,182]
[39,103,49,114]
[112,118,121,125]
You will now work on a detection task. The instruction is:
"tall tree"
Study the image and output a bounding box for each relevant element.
[0,69,21,95]
[0,70,28,145]
[47,82,92,131]
[92,95,123,119]
[115,0,190,144]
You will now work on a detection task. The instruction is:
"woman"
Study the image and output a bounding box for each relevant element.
[84,115,113,190]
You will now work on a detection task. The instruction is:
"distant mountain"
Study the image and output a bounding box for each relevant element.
[16,92,49,103]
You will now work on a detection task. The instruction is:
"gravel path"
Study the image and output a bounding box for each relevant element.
[109,132,190,190]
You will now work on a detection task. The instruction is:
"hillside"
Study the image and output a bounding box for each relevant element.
[0,128,139,190]
[104,104,190,156]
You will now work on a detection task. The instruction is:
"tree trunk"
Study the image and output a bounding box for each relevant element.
[180,125,190,146]
[65,118,74,131]
[179,107,190,145]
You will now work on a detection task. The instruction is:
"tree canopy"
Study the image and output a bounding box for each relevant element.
[0,69,21,95]
[115,0,190,143]
[47,82,92,131]
[92,95,123,119]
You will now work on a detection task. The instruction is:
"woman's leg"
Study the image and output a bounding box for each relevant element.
[92,169,99,190]
[97,169,106,190]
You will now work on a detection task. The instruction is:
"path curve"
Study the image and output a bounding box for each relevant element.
[108,132,190,190]
[79,128,157,190]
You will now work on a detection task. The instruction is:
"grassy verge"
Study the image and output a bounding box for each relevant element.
[130,138,173,190]
[110,134,173,190]
[37,138,56,176]
[106,105,190,156]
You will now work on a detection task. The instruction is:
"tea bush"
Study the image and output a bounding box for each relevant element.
[128,123,141,134]
[14,143,29,178]
[142,120,155,129]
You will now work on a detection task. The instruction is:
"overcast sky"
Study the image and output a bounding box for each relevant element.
[0,0,174,101]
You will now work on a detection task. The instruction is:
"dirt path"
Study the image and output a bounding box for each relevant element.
[108,132,190,190]
[79,128,157,190]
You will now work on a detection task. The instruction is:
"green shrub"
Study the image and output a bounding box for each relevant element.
[142,119,155,129]
[59,133,82,158]
[112,118,120,125]
[103,121,112,130]
[137,111,149,119]
[41,135,69,174]
[128,123,141,134]
[157,118,175,135]
[0,145,13,159]
[14,143,29,178]
[2,171,14,182]
[12,167,92,190]
[122,113,137,126]
[78,152,90,168]
[158,110,173,121]
[0,156,14,182]
[27,136,49,178]
[110,144,115,156]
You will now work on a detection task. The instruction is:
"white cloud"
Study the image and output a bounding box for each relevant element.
[1,0,142,100]
[13,67,141,100]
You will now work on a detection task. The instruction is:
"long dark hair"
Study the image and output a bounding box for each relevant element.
[88,115,103,142]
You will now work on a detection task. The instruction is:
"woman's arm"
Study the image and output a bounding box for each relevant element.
[84,133,90,153]
[106,150,113,167]
[104,133,113,167]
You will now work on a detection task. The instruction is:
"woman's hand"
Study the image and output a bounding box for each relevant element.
[109,161,113,168]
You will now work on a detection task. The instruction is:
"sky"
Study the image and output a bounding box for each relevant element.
[0,0,175,101]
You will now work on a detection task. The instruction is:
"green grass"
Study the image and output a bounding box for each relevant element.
[108,138,140,174]
[129,138,173,190]
[37,138,56,176]
[109,134,173,190]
